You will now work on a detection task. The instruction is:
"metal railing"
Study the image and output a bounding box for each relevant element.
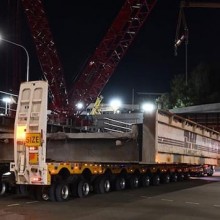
[103,117,133,133]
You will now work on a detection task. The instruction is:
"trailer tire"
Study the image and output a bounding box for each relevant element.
[55,182,70,202]
[141,175,150,187]
[128,175,139,189]
[207,169,214,176]
[0,182,7,195]
[36,186,49,201]
[171,173,178,182]
[178,173,184,181]
[49,183,57,202]
[94,176,111,194]
[161,174,170,184]
[152,175,160,186]
[184,173,190,180]
[115,176,126,191]
[77,179,90,198]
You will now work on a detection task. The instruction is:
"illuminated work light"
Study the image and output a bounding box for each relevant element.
[76,102,83,110]
[142,102,155,113]
[110,98,122,113]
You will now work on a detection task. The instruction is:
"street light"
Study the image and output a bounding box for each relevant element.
[2,97,12,115]
[0,91,17,116]
[0,35,30,82]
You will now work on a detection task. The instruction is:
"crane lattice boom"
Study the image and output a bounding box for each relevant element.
[21,0,157,117]
[21,0,69,114]
[69,0,157,113]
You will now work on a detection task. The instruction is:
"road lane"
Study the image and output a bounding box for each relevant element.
[0,175,220,220]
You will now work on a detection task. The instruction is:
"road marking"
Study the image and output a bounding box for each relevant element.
[161,199,173,202]
[7,203,20,207]
[26,201,39,204]
[185,202,199,205]
[213,204,220,207]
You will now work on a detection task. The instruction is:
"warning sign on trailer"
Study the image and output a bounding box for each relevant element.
[25,133,41,147]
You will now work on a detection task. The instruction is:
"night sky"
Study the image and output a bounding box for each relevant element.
[0,0,220,105]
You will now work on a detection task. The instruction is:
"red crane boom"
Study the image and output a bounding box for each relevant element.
[21,0,157,117]
[69,0,157,113]
[21,0,69,114]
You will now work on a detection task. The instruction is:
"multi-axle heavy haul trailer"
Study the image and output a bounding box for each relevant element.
[2,81,220,201]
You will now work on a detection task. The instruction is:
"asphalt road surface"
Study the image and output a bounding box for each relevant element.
[1,171,220,220]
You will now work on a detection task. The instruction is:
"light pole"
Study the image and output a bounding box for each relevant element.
[0,35,30,82]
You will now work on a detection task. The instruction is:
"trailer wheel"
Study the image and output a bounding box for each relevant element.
[42,192,49,201]
[103,179,111,193]
[207,168,214,176]
[178,173,184,181]
[55,182,70,202]
[161,174,170,184]
[49,183,57,202]
[0,182,7,195]
[115,176,126,191]
[170,173,178,182]
[184,173,190,180]
[128,175,139,189]
[36,186,50,201]
[94,176,111,194]
[77,179,90,198]
[152,175,160,186]
[141,175,150,187]
[29,186,49,201]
